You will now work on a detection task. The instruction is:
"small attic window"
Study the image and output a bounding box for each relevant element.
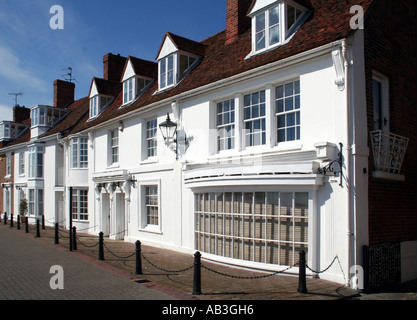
[90,95,112,119]
[122,76,153,105]
[158,52,199,90]
[249,0,307,55]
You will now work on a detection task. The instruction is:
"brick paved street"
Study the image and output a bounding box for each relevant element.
[0,222,173,300]
[0,219,362,301]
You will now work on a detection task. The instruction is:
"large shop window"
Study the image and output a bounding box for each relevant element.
[194,191,308,266]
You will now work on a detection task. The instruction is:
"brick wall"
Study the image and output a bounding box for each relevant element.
[365,0,417,244]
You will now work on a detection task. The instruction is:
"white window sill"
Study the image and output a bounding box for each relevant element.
[139,225,162,234]
[141,157,158,165]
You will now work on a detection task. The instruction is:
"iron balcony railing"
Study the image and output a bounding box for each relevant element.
[370,130,409,175]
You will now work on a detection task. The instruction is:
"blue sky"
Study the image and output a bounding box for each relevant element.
[0,0,227,120]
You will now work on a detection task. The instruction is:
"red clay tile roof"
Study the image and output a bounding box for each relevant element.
[91,77,121,97]
[156,32,207,59]
[128,56,158,79]
[1,0,375,145]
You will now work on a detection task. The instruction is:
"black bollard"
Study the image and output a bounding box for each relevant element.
[297,250,307,293]
[192,251,202,295]
[135,240,143,275]
[25,217,29,233]
[10,214,13,228]
[35,219,40,238]
[4,212,7,225]
[54,223,59,244]
[17,215,20,230]
[98,232,104,260]
[42,215,45,230]
[72,226,77,250]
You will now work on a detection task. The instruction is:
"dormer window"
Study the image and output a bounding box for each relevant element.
[89,95,112,119]
[122,76,153,105]
[159,55,175,89]
[0,121,28,142]
[156,32,204,91]
[249,0,306,55]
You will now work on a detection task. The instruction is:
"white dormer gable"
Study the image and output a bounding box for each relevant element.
[122,59,136,82]
[157,36,178,60]
[249,0,280,15]
[89,79,99,98]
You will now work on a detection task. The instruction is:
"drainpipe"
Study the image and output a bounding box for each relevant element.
[342,39,353,287]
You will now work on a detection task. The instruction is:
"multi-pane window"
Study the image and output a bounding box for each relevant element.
[109,129,119,164]
[194,191,308,266]
[159,55,174,89]
[90,95,112,118]
[71,137,88,168]
[217,99,235,152]
[28,189,35,216]
[145,186,159,226]
[28,188,43,216]
[244,90,266,147]
[123,78,134,104]
[19,152,25,176]
[255,5,280,51]
[146,119,157,158]
[5,153,11,177]
[72,189,88,221]
[276,80,300,143]
[31,106,68,127]
[252,3,304,53]
[28,146,43,178]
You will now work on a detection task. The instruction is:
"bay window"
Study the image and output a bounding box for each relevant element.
[194,191,309,266]
[28,188,43,217]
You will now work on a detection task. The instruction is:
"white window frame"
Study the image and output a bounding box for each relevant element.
[5,153,12,177]
[108,129,119,166]
[275,79,301,143]
[19,152,25,176]
[27,188,43,217]
[372,72,390,132]
[71,188,88,221]
[123,76,153,106]
[250,1,306,55]
[158,52,199,91]
[216,98,236,152]
[71,137,88,169]
[243,90,267,148]
[138,180,161,233]
[89,95,113,119]
[28,145,44,179]
[194,190,309,267]
[146,118,158,159]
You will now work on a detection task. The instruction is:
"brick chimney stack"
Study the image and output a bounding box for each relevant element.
[226,0,253,45]
[13,105,30,123]
[103,53,127,82]
[54,79,75,108]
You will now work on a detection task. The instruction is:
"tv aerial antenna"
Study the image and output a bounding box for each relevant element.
[8,91,23,106]
[62,67,77,83]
